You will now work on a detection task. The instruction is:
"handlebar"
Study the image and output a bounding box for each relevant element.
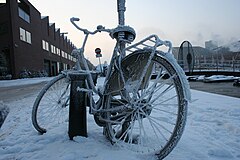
[70,17,171,50]
[71,17,80,21]
[70,17,111,35]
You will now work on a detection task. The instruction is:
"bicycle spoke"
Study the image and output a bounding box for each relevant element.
[127,114,137,144]
[104,51,188,158]
[141,112,165,146]
[152,107,178,116]
[152,94,178,106]
[140,73,176,101]
[149,84,175,105]
[32,75,70,133]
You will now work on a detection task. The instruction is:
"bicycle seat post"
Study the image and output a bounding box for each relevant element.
[117,0,126,56]
[117,0,126,25]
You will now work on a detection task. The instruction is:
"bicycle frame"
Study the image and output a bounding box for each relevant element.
[67,0,125,109]
[68,0,175,114]
[32,1,190,158]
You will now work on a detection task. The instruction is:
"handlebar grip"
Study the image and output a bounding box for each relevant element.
[70,17,80,22]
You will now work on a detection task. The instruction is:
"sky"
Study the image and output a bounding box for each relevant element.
[28,0,240,65]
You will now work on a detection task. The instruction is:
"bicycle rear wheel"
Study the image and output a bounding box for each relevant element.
[32,74,70,134]
[104,50,188,159]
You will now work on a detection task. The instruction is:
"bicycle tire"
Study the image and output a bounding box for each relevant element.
[103,49,188,159]
[32,74,70,134]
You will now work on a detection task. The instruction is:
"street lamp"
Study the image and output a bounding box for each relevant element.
[95,48,103,75]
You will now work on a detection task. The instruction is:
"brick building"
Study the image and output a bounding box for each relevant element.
[0,0,77,79]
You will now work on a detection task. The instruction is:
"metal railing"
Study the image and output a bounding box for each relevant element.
[178,60,240,72]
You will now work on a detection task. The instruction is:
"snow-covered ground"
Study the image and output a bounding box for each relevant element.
[188,75,239,83]
[0,77,240,160]
[0,77,53,88]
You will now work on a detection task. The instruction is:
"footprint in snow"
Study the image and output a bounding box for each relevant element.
[208,148,233,158]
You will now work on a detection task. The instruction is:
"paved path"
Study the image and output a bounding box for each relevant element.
[0,82,46,103]
[0,80,239,104]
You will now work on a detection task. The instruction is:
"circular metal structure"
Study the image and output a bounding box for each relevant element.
[178,41,195,75]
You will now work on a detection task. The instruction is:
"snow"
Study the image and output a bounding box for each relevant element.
[0,78,240,160]
[203,75,236,82]
[0,77,53,88]
[188,75,239,82]
[0,102,9,127]
[165,52,191,101]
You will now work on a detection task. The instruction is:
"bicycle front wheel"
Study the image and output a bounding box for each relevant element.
[104,50,188,159]
[32,74,70,134]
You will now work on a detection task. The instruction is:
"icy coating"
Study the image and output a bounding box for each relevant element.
[123,34,191,102]
[164,52,192,102]
[0,77,240,160]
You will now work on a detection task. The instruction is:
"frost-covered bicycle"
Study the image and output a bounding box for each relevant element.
[32,0,190,159]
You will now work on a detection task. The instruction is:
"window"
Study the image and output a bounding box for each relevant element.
[18,7,30,23]
[51,45,56,54]
[26,31,31,44]
[42,40,49,51]
[61,51,68,59]
[19,27,31,44]
[56,48,60,56]
[42,40,45,49]
[46,42,49,51]
[19,27,25,41]
[51,45,53,53]
[18,0,30,23]
[57,62,59,70]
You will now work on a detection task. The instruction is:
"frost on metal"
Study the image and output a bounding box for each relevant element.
[123,34,191,102]
[117,0,126,25]
[164,52,192,102]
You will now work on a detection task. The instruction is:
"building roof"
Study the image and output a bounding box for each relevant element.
[41,16,48,19]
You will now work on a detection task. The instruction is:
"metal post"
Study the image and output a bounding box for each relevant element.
[98,57,103,75]
[117,0,126,56]
[68,72,88,140]
[117,0,126,25]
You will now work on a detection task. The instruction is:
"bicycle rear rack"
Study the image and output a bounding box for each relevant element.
[124,34,172,55]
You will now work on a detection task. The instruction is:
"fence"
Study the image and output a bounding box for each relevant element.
[178,60,240,72]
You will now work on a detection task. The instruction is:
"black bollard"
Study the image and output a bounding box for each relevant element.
[68,73,88,140]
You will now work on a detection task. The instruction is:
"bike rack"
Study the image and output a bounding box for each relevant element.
[68,72,88,140]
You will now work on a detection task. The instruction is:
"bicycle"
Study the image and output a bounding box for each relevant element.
[32,0,191,159]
